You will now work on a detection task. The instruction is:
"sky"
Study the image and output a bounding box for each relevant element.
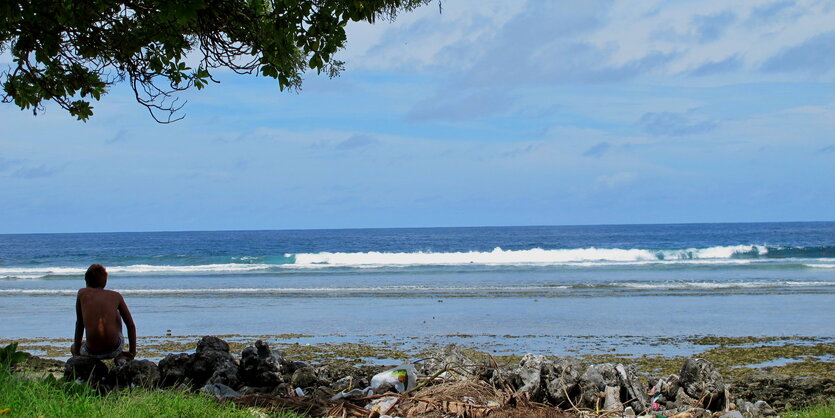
[1,0,834,233]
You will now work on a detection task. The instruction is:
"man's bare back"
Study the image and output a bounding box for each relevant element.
[71,264,137,360]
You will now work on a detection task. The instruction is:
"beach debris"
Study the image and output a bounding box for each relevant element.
[651,374,682,402]
[330,375,354,392]
[364,395,399,414]
[370,363,417,394]
[238,340,284,388]
[330,387,373,401]
[651,393,664,410]
[35,338,818,417]
[112,359,160,388]
[202,382,241,399]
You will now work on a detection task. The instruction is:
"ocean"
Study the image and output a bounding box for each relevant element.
[2,222,834,356]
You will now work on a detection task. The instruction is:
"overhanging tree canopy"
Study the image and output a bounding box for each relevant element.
[0,0,430,122]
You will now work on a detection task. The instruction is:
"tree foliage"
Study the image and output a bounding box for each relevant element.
[0,0,429,122]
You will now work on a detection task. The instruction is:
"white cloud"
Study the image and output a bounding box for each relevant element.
[341,0,835,81]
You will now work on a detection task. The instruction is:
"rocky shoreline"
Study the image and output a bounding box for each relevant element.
[15,336,835,417]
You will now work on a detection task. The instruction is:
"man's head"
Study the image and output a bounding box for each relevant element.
[85,264,107,288]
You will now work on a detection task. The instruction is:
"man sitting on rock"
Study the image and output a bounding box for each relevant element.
[70,264,137,361]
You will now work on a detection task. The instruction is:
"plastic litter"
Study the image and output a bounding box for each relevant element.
[652,393,663,411]
[365,396,399,414]
[330,387,374,401]
[370,363,417,394]
[294,387,305,397]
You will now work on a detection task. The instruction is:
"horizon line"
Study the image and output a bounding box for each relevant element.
[1,219,833,236]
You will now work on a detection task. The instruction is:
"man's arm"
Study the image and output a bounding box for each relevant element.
[118,294,137,358]
[72,293,84,356]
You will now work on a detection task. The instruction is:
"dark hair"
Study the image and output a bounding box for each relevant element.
[85,264,107,288]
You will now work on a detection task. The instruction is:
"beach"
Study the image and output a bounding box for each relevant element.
[2,223,834,404]
[7,332,834,416]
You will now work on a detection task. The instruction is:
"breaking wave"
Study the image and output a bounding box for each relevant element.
[1,245,834,279]
[289,245,773,267]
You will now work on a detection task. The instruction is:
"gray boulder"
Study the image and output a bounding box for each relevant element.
[420,344,472,376]
[739,400,758,417]
[238,340,284,387]
[291,366,319,388]
[544,356,583,407]
[679,358,727,411]
[675,386,699,408]
[754,400,776,416]
[285,360,312,374]
[202,382,241,399]
[616,363,649,413]
[112,359,159,388]
[208,358,240,388]
[657,374,681,400]
[196,336,230,354]
[63,356,109,386]
[188,336,239,388]
[514,353,550,402]
[576,363,648,413]
[158,353,192,387]
[578,363,620,409]
[603,385,623,411]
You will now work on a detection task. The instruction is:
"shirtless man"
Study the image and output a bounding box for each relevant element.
[70,264,137,360]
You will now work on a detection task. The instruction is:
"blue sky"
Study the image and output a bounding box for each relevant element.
[1,0,834,233]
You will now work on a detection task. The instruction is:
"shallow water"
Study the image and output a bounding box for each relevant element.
[1,222,834,355]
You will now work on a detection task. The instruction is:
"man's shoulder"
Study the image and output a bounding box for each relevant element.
[77,288,123,299]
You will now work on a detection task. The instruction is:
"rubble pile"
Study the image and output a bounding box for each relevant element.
[61,337,808,417]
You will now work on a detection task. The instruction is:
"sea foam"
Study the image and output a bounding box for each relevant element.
[0,244,822,280]
[291,245,771,267]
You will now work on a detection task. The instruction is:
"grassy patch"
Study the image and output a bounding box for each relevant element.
[0,373,304,417]
[785,401,835,418]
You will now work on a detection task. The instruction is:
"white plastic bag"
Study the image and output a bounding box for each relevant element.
[370,363,417,394]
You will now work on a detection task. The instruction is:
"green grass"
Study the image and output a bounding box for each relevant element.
[785,401,835,418]
[0,372,305,418]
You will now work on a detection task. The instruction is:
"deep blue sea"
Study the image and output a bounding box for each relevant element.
[2,222,834,354]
